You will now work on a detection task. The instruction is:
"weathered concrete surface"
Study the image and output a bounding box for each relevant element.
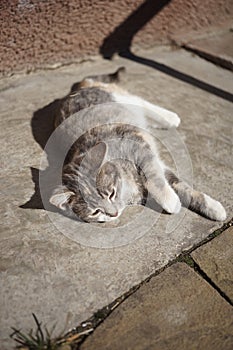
[0,47,232,349]
[192,226,233,303]
[183,29,233,71]
[81,263,233,350]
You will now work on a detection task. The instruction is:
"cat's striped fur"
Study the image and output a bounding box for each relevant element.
[50,68,226,223]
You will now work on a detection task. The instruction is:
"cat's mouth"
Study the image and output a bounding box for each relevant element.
[91,207,123,223]
[97,214,119,223]
[93,209,123,223]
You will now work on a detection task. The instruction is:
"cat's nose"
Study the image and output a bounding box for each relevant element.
[108,211,118,217]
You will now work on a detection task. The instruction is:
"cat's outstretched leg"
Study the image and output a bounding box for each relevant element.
[165,169,226,221]
[146,178,182,214]
[142,158,181,214]
[142,99,180,129]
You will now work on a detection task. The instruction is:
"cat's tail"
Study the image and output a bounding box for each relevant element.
[165,169,226,221]
[70,67,126,92]
[87,66,126,83]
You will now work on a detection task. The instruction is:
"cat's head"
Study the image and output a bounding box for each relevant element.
[49,142,134,223]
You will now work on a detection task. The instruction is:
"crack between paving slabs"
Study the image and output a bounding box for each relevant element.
[180,255,233,307]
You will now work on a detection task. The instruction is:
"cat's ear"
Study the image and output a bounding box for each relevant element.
[85,142,107,172]
[49,186,75,210]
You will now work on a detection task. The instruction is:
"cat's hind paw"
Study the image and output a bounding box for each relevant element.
[203,194,227,221]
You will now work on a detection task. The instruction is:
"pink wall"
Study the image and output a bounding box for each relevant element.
[1,0,232,76]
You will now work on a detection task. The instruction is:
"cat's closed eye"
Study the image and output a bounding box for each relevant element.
[109,189,116,200]
[92,209,101,216]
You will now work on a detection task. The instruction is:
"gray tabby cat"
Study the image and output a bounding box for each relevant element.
[49,68,226,223]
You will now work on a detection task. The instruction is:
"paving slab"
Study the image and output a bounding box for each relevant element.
[0,47,232,349]
[192,226,233,303]
[182,29,233,71]
[81,263,233,350]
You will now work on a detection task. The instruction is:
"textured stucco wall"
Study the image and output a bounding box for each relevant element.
[1,0,232,76]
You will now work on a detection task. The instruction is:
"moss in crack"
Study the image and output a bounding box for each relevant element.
[177,253,195,268]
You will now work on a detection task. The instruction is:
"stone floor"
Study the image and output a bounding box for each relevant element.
[80,227,233,350]
[0,45,232,349]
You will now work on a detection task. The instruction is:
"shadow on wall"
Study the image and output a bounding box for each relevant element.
[100,0,233,103]
[100,0,171,59]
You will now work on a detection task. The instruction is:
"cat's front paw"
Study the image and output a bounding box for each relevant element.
[163,186,181,214]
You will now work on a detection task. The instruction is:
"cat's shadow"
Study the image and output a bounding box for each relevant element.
[20,97,62,213]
